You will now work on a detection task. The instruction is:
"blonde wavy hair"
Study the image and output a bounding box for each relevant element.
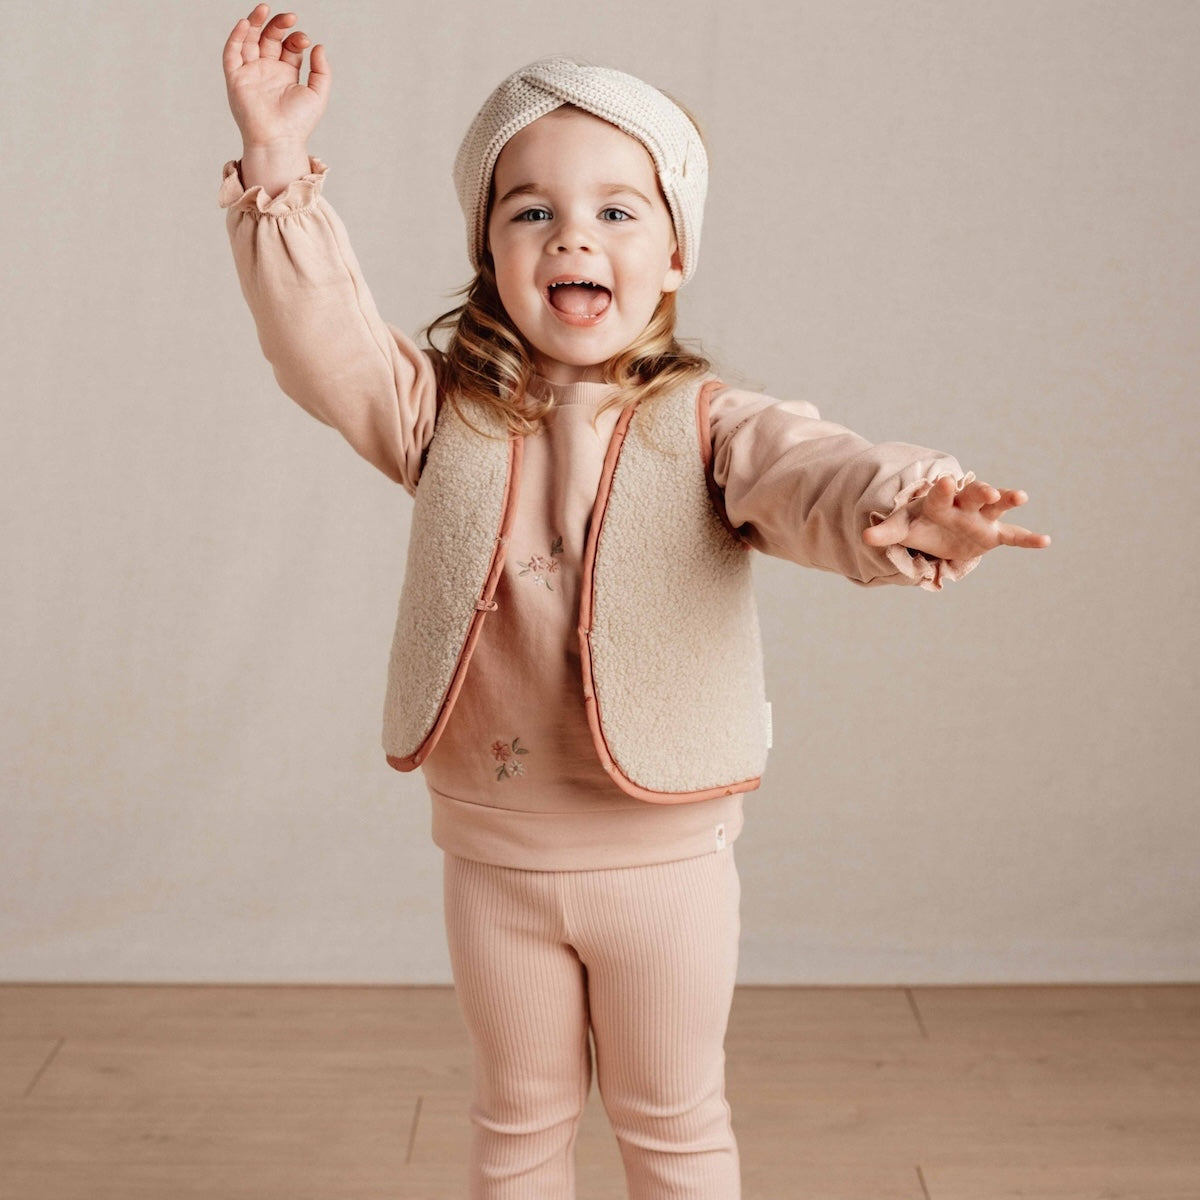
[422,102,712,437]
[421,269,710,437]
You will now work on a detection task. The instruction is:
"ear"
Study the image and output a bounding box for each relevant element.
[661,241,684,294]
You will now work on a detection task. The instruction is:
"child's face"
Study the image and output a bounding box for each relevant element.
[487,107,684,386]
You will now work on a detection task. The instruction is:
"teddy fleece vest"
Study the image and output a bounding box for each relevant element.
[381,378,770,803]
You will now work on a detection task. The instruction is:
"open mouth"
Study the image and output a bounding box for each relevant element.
[546,279,612,319]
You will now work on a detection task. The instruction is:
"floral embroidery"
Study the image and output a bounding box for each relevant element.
[517,536,563,590]
[491,737,530,781]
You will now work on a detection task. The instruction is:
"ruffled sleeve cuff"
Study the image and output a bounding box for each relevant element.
[868,471,983,591]
[218,156,330,216]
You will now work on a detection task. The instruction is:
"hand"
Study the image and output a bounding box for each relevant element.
[862,475,1051,562]
[222,5,330,149]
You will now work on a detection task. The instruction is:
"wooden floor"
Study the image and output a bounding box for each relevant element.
[1,984,1197,1199]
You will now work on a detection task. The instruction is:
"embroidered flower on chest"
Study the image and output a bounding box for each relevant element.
[517,536,564,590]
[491,737,530,781]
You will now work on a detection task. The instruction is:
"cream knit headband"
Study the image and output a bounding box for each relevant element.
[453,57,708,285]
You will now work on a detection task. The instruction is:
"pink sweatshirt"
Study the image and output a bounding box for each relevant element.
[220,157,978,871]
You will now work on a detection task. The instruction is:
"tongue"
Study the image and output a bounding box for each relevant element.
[550,284,611,316]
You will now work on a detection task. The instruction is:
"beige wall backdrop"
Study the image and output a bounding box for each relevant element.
[2,0,1196,984]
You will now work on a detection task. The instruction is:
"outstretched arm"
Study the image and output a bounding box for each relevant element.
[863,475,1050,561]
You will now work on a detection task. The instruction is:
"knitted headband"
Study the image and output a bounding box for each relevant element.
[452,57,708,284]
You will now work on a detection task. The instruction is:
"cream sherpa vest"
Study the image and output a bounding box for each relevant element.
[382,378,770,803]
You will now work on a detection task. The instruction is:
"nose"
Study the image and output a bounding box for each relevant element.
[550,213,592,254]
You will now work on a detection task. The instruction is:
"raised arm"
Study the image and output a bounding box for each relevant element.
[221,6,437,491]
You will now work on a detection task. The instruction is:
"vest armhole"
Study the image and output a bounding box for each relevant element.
[695,378,752,546]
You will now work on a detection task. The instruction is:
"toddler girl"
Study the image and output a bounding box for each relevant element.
[220,7,1048,1198]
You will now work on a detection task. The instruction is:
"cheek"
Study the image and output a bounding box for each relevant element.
[492,264,528,318]
[485,247,514,299]
[489,237,527,290]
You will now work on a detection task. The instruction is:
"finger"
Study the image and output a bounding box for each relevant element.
[259,10,298,62]
[278,28,311,70]
[920,474,958,518]
[237,4,272,64]
[223,7,267,74]
[955,480,1000,514]
[306,43,332,97]
[996,522,1051,549]
[222,18,251,76]
[977,489,1026,522]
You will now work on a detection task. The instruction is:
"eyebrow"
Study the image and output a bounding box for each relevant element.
[494,182,656,208]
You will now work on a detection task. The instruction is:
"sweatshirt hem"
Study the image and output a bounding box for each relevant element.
[428,786,745,871]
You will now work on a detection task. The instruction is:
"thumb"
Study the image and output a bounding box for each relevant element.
[862,510,909,547]
[306,43,332,99]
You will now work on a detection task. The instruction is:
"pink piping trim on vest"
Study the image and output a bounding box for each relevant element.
[575,384,762,805]
[386,433,524,772]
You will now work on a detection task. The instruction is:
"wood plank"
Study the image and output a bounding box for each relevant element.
[912,984,1200,1042]
[16,1039,468,1106]
[727,1043,1200,1167]
[741,1162,926,1200]
[921,1163,1200,1200]
[729,984,923,1042]
[0,1161,448,1200]
[1,984,470,1050]
[0,1096,414,1168]
[0,1037,61,1099]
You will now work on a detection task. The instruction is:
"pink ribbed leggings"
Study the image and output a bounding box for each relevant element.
[442,848,742,1200]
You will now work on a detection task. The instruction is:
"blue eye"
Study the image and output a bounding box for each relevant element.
[601,208,631,222]
[515,207,551,222]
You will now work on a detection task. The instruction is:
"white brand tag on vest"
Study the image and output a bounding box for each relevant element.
[764,701,773,750]
[715,823,727,851]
